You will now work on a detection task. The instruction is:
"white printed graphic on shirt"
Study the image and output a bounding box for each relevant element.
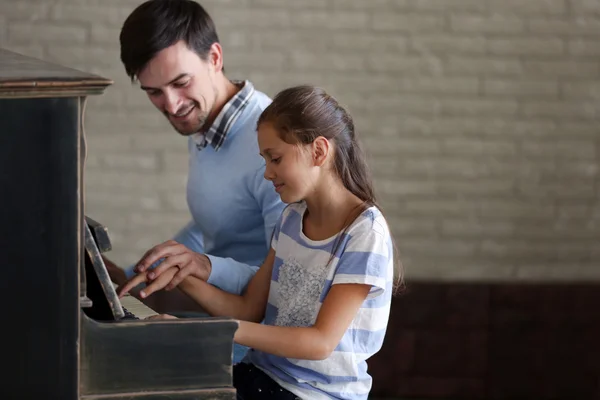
[274,257,328,327]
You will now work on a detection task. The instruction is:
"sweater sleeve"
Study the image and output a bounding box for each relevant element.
[205,159,285,295]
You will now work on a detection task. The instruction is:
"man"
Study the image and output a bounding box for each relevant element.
[103,0,285,363]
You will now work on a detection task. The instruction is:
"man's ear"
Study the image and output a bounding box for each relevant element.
[312,136,330,167]
[209,42,224,73]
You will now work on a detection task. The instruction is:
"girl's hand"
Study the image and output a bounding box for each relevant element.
[117,266,178,299]
[145,313,178,321]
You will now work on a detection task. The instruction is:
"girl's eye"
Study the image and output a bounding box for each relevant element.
[271,157,281,164]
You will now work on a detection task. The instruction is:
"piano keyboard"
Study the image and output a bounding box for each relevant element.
[120,295,159,320]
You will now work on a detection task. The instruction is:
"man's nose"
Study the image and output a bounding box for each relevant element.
[163,90,181,115]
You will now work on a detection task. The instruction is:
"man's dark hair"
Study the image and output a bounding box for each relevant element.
[120,0,221,81]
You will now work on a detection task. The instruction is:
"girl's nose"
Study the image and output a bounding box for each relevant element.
[263,164,275,181]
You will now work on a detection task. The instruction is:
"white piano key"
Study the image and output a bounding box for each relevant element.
[120,295,159,320]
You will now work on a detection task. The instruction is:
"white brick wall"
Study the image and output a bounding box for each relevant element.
[1,0,598,281]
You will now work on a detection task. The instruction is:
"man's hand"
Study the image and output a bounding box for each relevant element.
[134,240,212,287]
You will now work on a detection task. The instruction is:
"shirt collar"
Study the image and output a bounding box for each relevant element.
[192,80,255,151]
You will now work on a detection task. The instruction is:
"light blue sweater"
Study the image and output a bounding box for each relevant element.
[125,89,285,295]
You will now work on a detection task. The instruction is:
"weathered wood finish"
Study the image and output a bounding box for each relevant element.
[86,216,113,253]
[80,388,237,400]
[80,315,238,395]
[0,48,112,98]
[1,93,83,399]
[0,48,238,399]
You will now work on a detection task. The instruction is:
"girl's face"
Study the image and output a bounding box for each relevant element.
[257,122,318,204]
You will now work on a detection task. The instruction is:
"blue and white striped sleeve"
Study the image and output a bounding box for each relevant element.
[332,217,392,299]
[270,205,291,250]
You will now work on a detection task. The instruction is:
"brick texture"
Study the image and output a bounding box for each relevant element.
[0,0,598,280]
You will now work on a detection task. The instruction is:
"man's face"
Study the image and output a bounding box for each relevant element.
[137,40,218,136]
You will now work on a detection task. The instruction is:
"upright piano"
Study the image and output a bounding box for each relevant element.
[0,48,238,399]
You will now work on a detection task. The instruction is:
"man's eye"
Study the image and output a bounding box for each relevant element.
[147,90,161,97]
[173,80,190,88]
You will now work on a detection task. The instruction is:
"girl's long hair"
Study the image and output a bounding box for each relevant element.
[258,85,404,292]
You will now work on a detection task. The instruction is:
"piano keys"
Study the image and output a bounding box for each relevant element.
[120,293,159,320]
[0,48,238,399]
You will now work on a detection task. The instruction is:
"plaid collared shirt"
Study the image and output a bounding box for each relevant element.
[192,80,255,151]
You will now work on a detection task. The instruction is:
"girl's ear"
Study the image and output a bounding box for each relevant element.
[312,136,330,167]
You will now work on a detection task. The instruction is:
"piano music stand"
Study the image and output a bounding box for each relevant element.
[83,220,125,320]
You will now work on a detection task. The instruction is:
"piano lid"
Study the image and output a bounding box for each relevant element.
[0,48,113,98]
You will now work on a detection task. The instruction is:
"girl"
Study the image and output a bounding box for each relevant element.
[119,85,402,399]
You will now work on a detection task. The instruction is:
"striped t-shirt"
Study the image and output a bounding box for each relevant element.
[244,202,394,399]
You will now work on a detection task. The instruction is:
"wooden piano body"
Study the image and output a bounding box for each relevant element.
[0,48,238,399]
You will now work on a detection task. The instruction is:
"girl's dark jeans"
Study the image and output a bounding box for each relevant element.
[234,363,300,400]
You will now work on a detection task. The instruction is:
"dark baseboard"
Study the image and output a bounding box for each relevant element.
[369,281,600,400]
